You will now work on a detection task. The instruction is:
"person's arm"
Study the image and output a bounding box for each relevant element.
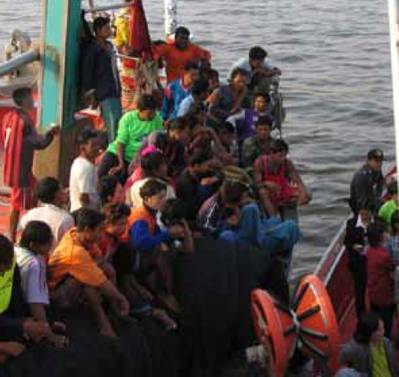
[0,342,25,360]
[253,157,276,216]
[286,159,312,204]
[230,88,247,114]
[26,125,59,150]
[161,86,173,120]
[177,97,191,118]
[194,44,211,62]
[129,220,171,251]
[226,109,245,125]
[209,88,231,121]
[108,142,126,176]
[152,43,168,64]
[29,303,67,347]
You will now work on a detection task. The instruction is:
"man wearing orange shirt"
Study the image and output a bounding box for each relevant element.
[153,26,211,83]
[48,208,129,338]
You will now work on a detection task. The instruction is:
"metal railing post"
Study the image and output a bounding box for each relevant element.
[0,50,40,77]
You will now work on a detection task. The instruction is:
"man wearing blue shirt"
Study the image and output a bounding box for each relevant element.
[161,61,200,120]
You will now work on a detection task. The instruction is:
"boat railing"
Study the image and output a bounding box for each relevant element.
[315,220,347,284]
[0,50,39,78]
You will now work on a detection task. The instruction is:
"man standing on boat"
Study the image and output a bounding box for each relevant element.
[2,88,60,242]
[228,46,281,91]
[81,17,122,143]
[349,149,384,215]
[153,26,211,83]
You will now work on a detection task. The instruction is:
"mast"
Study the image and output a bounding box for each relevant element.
[164,0,177,39]
[388,0,399,180]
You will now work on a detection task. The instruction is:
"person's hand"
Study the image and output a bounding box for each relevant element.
[298,190,312,205]
[23,318,48,343]
[48,125,61,137]
[168,224,185,239]
[265,181,281,194]
[48,332,68,348]
[118,295,130,316]
[109,164,124,176]
[2,342,25,357]
[201,176,219,186]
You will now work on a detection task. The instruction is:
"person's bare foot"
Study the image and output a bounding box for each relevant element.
[152,308,177,331]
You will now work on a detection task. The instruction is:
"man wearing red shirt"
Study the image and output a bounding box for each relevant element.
[367,221,396,338]
[153,26,211,83]
[2,88,60,242]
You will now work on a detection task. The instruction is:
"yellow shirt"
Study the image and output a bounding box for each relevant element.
[371,341,392,377]
[113,9,130,49]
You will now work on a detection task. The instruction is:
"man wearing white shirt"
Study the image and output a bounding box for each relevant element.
[69,128,101,212]
[20,177,74,247]
[228,46,281,81]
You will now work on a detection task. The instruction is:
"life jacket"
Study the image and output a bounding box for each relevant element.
[259,156,298,206]
[122,205,157,243]
[0,259,16,314]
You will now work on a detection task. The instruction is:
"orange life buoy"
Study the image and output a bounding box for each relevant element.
[251,274,340,377]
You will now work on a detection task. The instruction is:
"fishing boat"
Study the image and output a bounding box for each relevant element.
[0,1,397,377]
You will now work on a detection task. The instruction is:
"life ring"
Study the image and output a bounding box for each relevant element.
[251,274,340,377]
[291,274,340,373]
[251,289,296,377]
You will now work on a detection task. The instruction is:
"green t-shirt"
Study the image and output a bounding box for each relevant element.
[107,110,163,162]
[378,200,398,229]
[371,341,392,377]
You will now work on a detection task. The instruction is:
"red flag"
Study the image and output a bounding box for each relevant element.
[128,0,153,61]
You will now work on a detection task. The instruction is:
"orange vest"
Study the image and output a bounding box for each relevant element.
[124,206,157,242]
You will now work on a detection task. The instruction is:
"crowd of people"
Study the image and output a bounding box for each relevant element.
[0,11,313,373]
[336,149,399,376]
[8,7,399,377]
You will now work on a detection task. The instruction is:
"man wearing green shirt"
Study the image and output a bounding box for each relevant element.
[378,182,398,230]
[98,94,163,182]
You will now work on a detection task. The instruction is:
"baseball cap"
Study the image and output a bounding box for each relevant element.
[367,148,384,161]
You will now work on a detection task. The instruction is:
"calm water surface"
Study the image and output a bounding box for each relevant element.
[0,0,395,277]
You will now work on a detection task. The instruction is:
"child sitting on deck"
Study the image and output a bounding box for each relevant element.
[254,139,311,221]
[20,177,74,248]
[48,208,129,337]
[98,175,126,206]
[15,221,68,348]
[104,203,177,330]
[0,234,50,356]
[128,179,186,312]
[241,117,274,169]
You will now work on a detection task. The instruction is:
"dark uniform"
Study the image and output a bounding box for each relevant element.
[349,164,383,215]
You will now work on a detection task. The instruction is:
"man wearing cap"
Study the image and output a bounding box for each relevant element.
[349,149,384,215]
